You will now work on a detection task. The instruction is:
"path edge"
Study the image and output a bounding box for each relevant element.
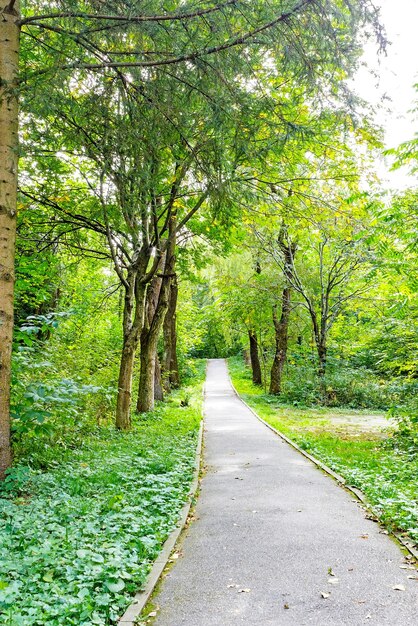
[227,367,418,562]
[118,391,205,625]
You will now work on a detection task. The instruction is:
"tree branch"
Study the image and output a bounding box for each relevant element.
[28,0,314,74]
[20,2,237,25]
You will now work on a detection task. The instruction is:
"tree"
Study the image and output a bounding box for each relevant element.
[0,0,19,478]
[0,0,384,472]
[269,230,297,394]
[20,65,239,422]
[257,200,372,381]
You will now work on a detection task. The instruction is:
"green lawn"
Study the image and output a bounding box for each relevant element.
[0,363,204,626]
[228,357,418,546]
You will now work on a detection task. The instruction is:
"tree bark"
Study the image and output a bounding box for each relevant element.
[162,273,179,391]
[317,342,327,378]
[248,330,262,386]
[137,222,176,412]
[269,234,296,395]
[137,331,158,412]
[136,258,164,413]
[115,340,136,430]
[0,0,20,479]
[136,275,171,412]
[269,286,291,395]
[115,275,146,429]
[310,308,327,380]
[154,354,164,401]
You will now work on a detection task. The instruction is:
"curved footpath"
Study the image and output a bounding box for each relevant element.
[151,359,417,625]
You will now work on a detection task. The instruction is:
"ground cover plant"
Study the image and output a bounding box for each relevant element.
[0,361,204,626]
[228,357,418,546]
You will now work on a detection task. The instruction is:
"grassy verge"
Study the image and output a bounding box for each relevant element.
[0,361,205,626]
[228,356,418,546]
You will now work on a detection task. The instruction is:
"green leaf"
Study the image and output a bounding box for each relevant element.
[42,570,54,582]
[105,579,125,593]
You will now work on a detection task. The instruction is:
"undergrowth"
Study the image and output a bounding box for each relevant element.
[0,361,205,626]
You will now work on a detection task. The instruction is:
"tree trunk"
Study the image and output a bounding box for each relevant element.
[317,342,327,378]
[136,259,165,413]
[136,282,170,412]
[269,286,291,395]
[0,0,20,479]
[163,273,179,391]
[115,277,146,429]
[115,339,136,429]
[137,331,158,412]
[137,222,177,412]
[154,354,164,402]
[248,330,262,386]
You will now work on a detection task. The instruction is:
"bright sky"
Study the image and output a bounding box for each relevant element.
[352,0,418,189]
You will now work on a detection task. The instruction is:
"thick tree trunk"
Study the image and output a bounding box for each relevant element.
[269,286,291,395]
[115,339,136,429]
[248,330,262,386]
[0,1,20,479]
[137,332,158,412]
[163,274,179,391]
[154,354,164,402]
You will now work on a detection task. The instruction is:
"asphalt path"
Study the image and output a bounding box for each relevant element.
[152,359,417,625]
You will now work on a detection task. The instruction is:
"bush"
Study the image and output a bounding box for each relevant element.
[385,403,418,458]
[231,352,418,411]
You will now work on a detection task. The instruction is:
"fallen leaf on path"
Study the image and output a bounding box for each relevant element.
[328,578,339,584]
[237,588,251,593]
[328,568,335,576]
[148,611,158,617]
[407,575,418,580]
[320,592,330,599]
[360,534,369,539]
[284,603,290,609]
[392,585,406,591]
[234,477,243,480]
[227,584,239,588]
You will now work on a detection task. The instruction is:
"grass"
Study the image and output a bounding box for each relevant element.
[0,362,205,626]
[228,356,418,546]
